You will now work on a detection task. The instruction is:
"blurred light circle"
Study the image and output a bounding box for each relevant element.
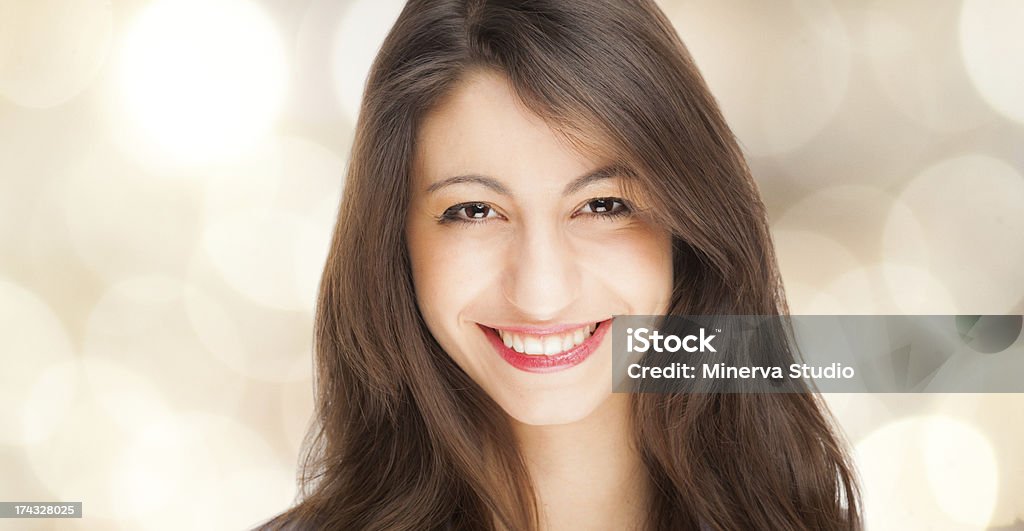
[856,415,998,529]
[864,0,990,132]
[108,415,190,520]
[198,136,343,313]
[855,417,927,528]
[773,229,862,284]
[0,0,112,108]
[82,357,170,433]
[816,264,957,315]
[772,229,863,313]
[22,359,168,518]
[960,0,1024,124]
[809,266,879,314]
[182,279,313,383]
[0,279,75,445]
[270,138,344,305]
[331,0,405,123]
[201,143,284,219]
[270,138,346,232]
[933,394,1024,527]
[881,264,958,314]
[294,0,354,124]
[201,210,324,312]
[880,195,931,280]
[776,185,899,261]
[117,0,288,163]
[887,155,1024,313]
[83,275,246,413]
[111,412,289,529]
[770,185,954,313]
[62,148,202,282]
[666,0,851,156]
[820,393,894,445]
[185,144,339,383]
[203,465,297,529]
[26,389,133,519]
[201,136,344,224]
[19,360,78,446]
[924,417,999,526]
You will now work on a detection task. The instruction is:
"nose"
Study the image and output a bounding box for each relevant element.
[501,222,580,320]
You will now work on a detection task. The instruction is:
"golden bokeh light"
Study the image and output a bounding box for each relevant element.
[18,361,79,451]
[888,154,1024,313]
[932,394,1024,527]
[331,0,405,122]
[776,185,900,261]
[960,0,1024,124]
[197,137,343,313]
[82,275,247,414]
[181,277,314,383]
[666,0,851,156]
[200,210,324,311]
[61,147,203,282]
[864,0,991,132]
[0,280,75,446]
[772,229,862,314]
[26,386,143,519]
[116,0,287,163]
[856,415,999,529]
[109,412,293,529]
[0,0,112,108]
[880,264,960,315]
[81,357,171,434]
[924,417,1000,527]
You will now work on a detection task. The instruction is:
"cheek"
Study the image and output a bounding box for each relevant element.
[407,223,503,332]
[408,227,452,328]
[577,226,673,309]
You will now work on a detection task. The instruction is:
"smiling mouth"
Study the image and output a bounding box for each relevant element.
[478,319,613,373]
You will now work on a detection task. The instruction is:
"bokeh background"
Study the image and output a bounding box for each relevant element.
[1,0,1022,529]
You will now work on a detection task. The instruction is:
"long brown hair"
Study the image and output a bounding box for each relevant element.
[259,0,861,529]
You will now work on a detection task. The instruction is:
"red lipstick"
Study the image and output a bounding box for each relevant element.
[479,319,612,373]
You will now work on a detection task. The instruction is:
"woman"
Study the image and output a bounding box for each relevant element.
[260,0,861,529]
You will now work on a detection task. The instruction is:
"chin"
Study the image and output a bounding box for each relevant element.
[497,387,611,426]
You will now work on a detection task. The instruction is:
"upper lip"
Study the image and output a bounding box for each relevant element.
[480,319,609,335]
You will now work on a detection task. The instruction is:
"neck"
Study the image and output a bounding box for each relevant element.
[512,394,649,531]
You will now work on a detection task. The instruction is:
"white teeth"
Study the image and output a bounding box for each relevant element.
[573,328,585,345]
[523,337,544,355]
[543,336,563,355]
[495,322,601,356]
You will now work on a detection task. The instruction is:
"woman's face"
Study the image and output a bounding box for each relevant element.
[406,71,673,425]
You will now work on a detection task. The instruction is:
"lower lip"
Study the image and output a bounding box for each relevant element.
[480,320,612,373]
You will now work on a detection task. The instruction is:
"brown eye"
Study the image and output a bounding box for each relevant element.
[578,197,631,217]
[462,203,492,219]
[439,202,500,224]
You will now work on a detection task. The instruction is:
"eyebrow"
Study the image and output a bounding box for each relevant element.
[425,165,622,197]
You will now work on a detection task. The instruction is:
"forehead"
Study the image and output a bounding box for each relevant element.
[413,70,601,189]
